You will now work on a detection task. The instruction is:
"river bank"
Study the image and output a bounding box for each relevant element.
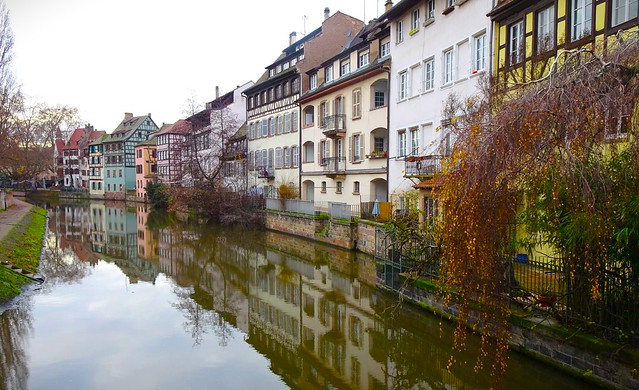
[0,195,47,305]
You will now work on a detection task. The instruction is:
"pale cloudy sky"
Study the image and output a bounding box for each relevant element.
[5,0,387,132]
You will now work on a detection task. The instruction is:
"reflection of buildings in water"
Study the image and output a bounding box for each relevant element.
[247,250,386,389]
[103,202,137,260]
[136,205,157,261]
[156,228,251,334]
[89,203,106,254]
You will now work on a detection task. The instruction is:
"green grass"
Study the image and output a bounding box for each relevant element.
[0,206,47,303]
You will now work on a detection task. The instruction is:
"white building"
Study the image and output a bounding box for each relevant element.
[385,0,492,213]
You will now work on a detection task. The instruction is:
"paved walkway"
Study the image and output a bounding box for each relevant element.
[0,198,33,243]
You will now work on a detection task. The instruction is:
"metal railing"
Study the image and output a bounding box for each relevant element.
[320,114,346,137]
[404,155,444,176]
[256,165,274,179]
[321,157,346,175]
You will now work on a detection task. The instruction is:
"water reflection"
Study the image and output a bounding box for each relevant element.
[0,201,596,390]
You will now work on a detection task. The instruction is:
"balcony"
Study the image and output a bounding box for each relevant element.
[321,157,346,178]
[320,114,346,138]
[257,165,275,180]
[404,155,444,177]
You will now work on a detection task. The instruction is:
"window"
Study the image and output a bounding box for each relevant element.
[424,196,439,220]
[275,147,283,168]
[325,65,334,82]
[358,51,369,67]
[380,37,390,57]
[292,146,299,167]
[443,49,454,84]
[283,81,290,96]
[396,20,404,43]
[304,106,315,126]
[310,73,318,90]
[320,140,328,165]
[423,58,435,90]
[303,142,314,163]
[399,70,408,100]
[292,78,300,93]
[320,101,329,125]
[509,20,524,64]
[269,117,275,136]
[283,147,290,168]
[275,85,282,99]
[612,0,637,27]
[426,0,435,20]
[284,112,292,133]
[353,181,360,194]
[447,0,456,6]
[268,88,274,101]
[473,33,487,72]
[571,0,592,40]
[277,115,284,134]
[340,59,350,76]
[537,6,555,53]
[398,131,407,157]
[411,8,420,31]
[321,181,327,193]
[262,119,268,137]
[374,137,385,153]
[371,90,384,109]
[336,181,342,194]
[352,89,362,118]
[118,169,122,177]
[352,134,363,161]
[410,127,419,156]
[292,110,298,132]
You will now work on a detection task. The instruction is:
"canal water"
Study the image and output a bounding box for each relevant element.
[0,201,598,389]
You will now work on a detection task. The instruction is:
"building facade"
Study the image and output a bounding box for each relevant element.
[134,137,157,200]
[298,18,391,205]
[103,113,159,198]
[246,10,365,198]
[385,0,492,214]
[155,120,192,186]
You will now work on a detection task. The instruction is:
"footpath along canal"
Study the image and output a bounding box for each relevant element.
[0,201,601,389]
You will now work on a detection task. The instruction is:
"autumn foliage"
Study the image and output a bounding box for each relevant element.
[439,31,639,376]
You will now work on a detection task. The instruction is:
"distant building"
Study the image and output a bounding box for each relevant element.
[134,136,157,200]
[103,113,159,199]
[88,133,109,197]
[61,125,105,189]
[155,120,192,186]
[186,82,253,188]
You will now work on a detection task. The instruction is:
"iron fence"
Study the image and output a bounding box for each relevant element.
[373,228,639,346]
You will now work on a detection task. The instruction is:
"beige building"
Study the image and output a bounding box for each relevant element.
[298,18,390,205]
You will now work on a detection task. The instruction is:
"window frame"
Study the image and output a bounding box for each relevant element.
[611,0,638,27]
[423,58,435,91]
[473,32,487,72]
[396,19,404,43]
[443,48,454,84]
[509,20,525,65]
[536,5,556,53]
[571,0,592,41]
[399,70,408,100]
[352,89,362,118]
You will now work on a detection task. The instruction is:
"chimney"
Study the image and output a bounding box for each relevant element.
[385,0,393,12]
[215,86,220,99]
[289,31,297,46]
[124,112,133,120]
[324,7,330,20]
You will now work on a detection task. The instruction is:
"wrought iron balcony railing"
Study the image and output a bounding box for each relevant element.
[404,155,444,177]
[321,157,346,176]
[320,114,346,138]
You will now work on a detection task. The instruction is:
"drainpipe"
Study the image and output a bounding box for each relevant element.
[382,63,391,203]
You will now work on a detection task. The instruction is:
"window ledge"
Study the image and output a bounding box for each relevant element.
[440,83,453,90]
[421,88,434,95]
[423,18,434,27]
[470,69,485,78]
[409,28,419,36]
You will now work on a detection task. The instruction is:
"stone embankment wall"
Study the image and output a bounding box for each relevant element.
[265,210,382,256]
[0,190,14,210]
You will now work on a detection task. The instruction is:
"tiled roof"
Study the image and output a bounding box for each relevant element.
[154,119,192,136]
[63,128,87,150]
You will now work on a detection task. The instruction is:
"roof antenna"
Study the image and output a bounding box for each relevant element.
[303,15,308,35]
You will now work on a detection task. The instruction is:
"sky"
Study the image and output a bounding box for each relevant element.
[5,0,387,132]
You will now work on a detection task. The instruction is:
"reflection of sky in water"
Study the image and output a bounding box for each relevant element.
[27,262,286,390]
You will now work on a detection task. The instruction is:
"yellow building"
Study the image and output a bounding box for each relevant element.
[489,0,638,86]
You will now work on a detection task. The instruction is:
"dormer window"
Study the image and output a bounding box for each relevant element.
[358,51,369,67]
[269,69,275,77]
[340,59,350,76]
[283,62,290,70]
[276,64,282,73]
[325,65,334,82]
